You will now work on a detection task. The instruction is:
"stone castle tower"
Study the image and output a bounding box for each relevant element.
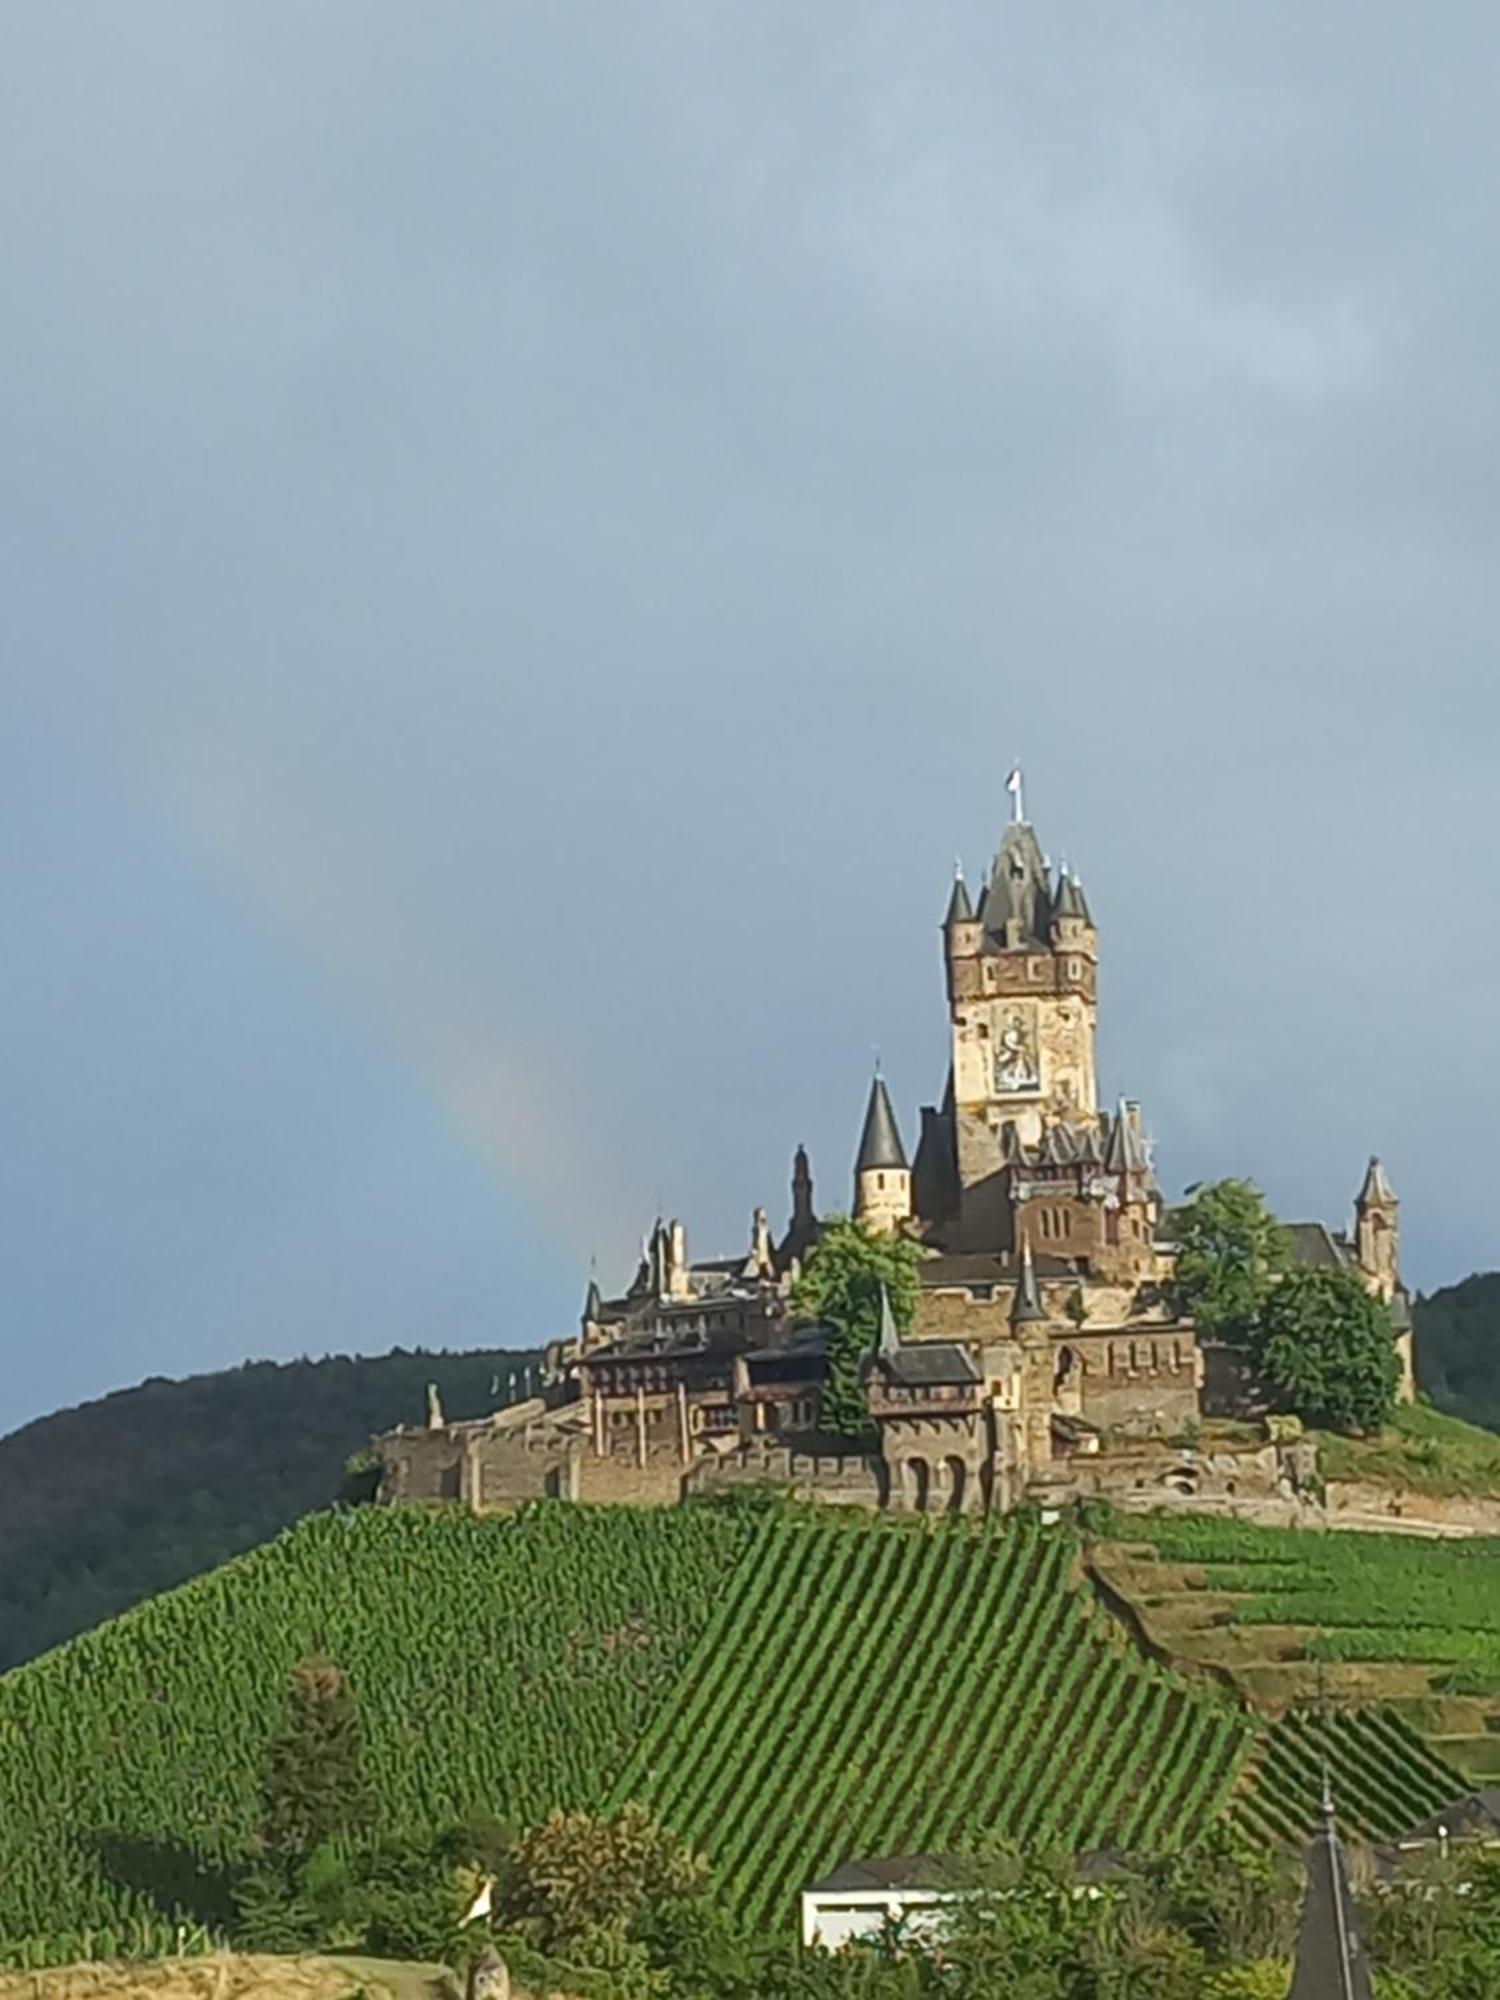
[853,1073,913,1234]
[1354,1156,1400,1303]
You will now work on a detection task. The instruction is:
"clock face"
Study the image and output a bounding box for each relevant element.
[992,1004,1041,1096]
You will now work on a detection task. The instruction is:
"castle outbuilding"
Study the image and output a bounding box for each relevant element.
[376,778,1413,1517]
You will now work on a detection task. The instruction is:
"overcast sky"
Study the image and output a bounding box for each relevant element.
[3,4,1497,1434]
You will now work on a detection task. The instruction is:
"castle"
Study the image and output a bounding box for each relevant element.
[377,782,1413,1516]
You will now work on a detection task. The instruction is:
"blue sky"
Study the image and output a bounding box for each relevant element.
[3,3,1497,1432]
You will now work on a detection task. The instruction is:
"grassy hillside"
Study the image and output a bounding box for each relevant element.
[0,1347,536,1672]
[1316,1402,1500,1498]
[0,1497,1477,1966]
[1088,1508,1500,1782]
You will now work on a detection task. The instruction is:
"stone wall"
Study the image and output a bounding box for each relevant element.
[686,1440,885,1509]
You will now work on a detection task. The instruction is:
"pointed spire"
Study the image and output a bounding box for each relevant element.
[944,871,974,926]
[877,1282,901,1356]
[1357,1156,1396,1206]
[1104,1099,1148,1174]
[855,1072,908,1173]
[582,1275,603,1325]
[1052,872,1086,921]
[1288,1790,1374,2000]
[1011,1239,1049,1326]
[1070,870,1094,927]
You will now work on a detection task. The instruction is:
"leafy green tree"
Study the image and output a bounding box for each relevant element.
[1252,1266,1401,1433]
[502,1804,706,1954]
[792,1218,925,1442]
[1171,1180,1290,1345]
[1163,1823,1297,1966]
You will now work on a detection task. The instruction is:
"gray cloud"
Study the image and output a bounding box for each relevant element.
[3,2,1497,1429]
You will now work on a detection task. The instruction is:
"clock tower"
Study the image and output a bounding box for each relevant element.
[942,794,1099,1246]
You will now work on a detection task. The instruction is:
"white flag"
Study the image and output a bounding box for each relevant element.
[461,1878,494,1925]
[1005,766,1022,793]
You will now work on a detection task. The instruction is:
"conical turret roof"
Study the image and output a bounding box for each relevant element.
[1357,1156,1396,1205]
[1053,872,1085,920]
[1104,1099,1148,1174]
[944,873,975,926]
[855,1074,908,1173]
[877,1282,901,1356]
[1010,1239,1048,1326]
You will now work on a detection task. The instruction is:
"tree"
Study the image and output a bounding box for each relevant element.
[1171,1180,1290,1346]
[233,1654,376,1950]
[791,1219,925,1442]
[1252,1266,1400,1434]
[502,1804,706,1954]
[260,1655,375,1861]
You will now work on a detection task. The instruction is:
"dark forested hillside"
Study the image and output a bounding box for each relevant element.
[0,1346,534,1672]
[1416,1274,1500,1432]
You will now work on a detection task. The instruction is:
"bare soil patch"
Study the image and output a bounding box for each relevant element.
[0,1955,461,2000]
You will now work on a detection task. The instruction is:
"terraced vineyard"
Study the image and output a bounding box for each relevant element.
[1087,1509,1500,1783]
[612,1513,1251,1930]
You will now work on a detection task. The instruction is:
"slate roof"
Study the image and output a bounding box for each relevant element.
[982,822,1053,946]
[1381,1788,1500,1850]
[918,1250,1077,1288]
[856,1074,908,1173]
[1010,1240,1048,1326]
[875,1342,979,1387]
[944,874,975,926]
[1286,1221,1358,1273]
[806,1850,1130,1895]
[1102,1099,1148,1174]
[806,1855,973,1894]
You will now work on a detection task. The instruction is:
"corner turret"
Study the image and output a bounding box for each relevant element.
[943,865,983,1004]
[853,1072,912,1235]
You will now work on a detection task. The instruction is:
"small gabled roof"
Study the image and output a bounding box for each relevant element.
[1287,1221,1358,1274]
[1382,1787,1500,1850]
[877,1342,979,1388]
[855,1073,908,1173]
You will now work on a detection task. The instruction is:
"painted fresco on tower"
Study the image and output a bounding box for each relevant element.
[992,1003,1041,1095]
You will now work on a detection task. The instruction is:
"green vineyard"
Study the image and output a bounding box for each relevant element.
[0,1504,755,1952]
[0,1498,1486,1963]
[611,1513,1250,1930]
[1106,1512,1500,1688]
[1238,1708,1466,1845]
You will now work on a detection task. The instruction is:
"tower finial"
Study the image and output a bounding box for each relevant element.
[1006,763,1025,825]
